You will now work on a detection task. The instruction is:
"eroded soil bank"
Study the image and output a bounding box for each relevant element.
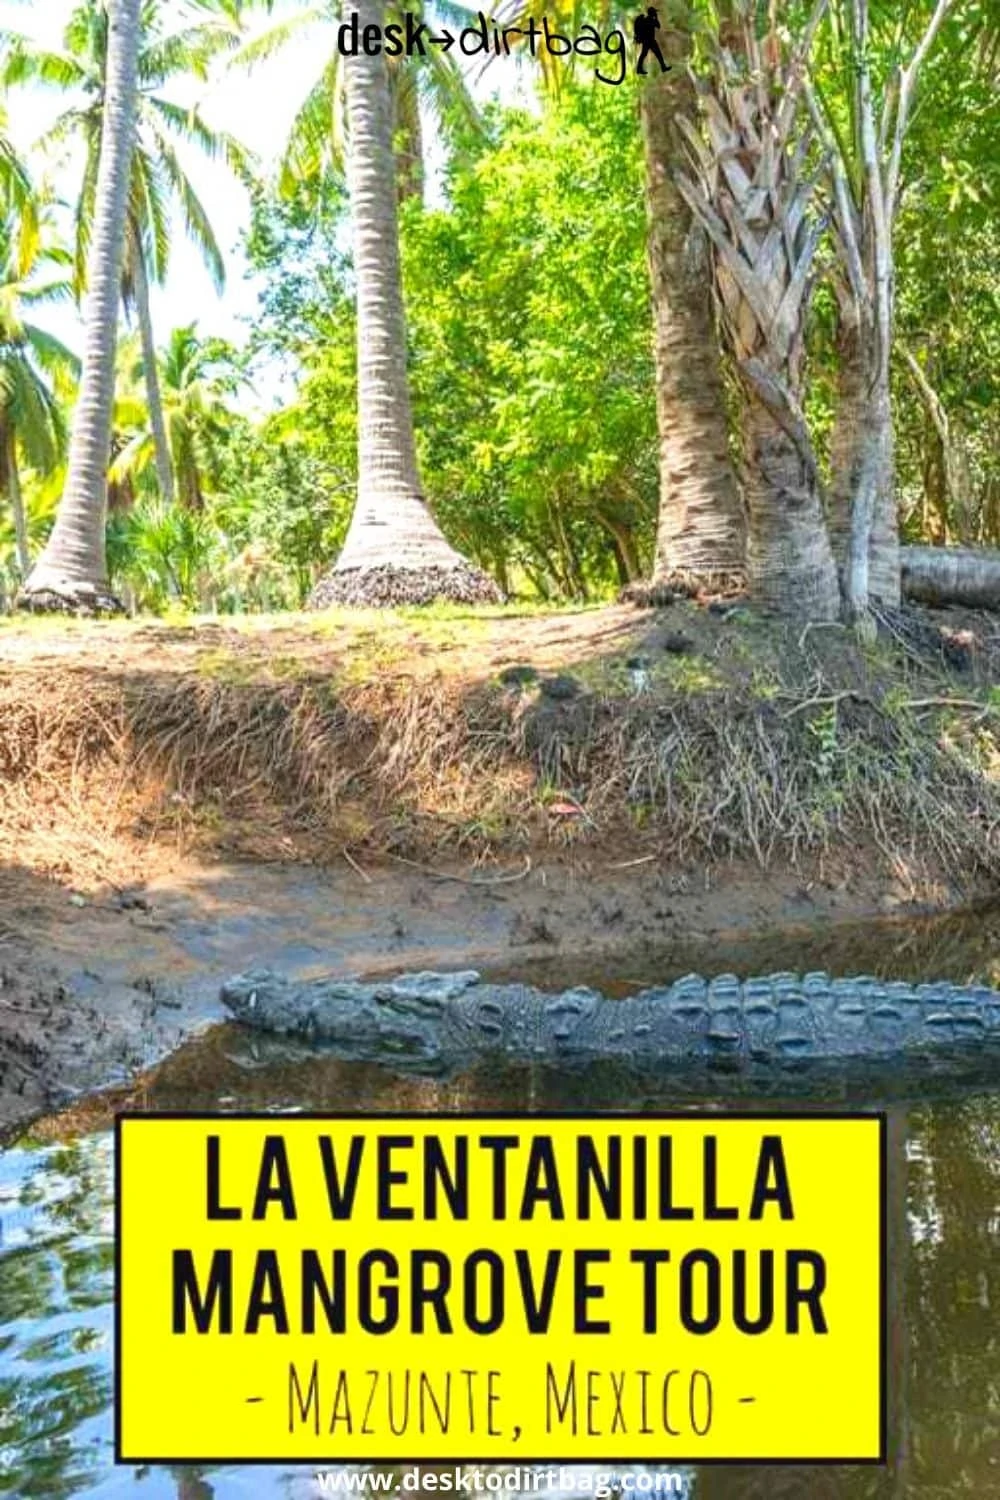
[3,598,1000,1140]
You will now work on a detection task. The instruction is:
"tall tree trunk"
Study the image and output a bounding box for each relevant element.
[20,0,141,612]
[827,307,863,571]
[809,0,957,616]
[4,427,30,577]
[391,73,424,206]
[310,0,499,609]
[600,512,641,584]
[905,347,956,542]
[864,369,900,605]
[828,314,901,609]
[676,4,841,621]
[640,13,745,594]
[743,401,841,619]
[130,228,175,508]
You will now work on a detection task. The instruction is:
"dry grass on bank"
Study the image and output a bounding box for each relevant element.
[2,598,1000,889]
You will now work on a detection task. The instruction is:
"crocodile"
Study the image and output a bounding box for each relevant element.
[220,968,1000,1081]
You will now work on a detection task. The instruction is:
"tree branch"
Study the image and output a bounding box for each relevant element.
[884,0,959,219]
[804,80,867,310]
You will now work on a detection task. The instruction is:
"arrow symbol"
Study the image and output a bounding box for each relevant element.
[430,29,455,50]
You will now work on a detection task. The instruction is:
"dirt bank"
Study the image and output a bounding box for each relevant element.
[2,597,999,887]
[2,597,1000,1140]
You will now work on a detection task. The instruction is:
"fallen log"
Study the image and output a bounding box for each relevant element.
[900,545,1000,611]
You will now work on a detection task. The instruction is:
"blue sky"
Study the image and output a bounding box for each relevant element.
[1,0,343,410]
[0,0,526,410]
[1,1,318,361]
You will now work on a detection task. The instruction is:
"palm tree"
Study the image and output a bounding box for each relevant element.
[112,323,245,510]
[0,219,79,579]
[308,0,499,605]
[235,0,480,208]
[807,0,959,616]
[0,103,35,231]
[240,0,499,603]
[19,0,142,611]
[640,8,745,594]
[5,0,253,519]
[676,1,842,619]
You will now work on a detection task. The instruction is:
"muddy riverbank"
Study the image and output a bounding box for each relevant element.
[4,599,1000,1137]
[0,848,992,1141]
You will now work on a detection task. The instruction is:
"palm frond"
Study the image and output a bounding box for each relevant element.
[148,96,259,187]
[21,323,80,379]
[152,131,226,291]
[228,8,325,73]
[279,55,341,191]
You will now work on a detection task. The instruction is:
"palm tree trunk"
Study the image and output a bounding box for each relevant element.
[844,371,899,611]
[640,23,745,595]
[20,0,141,613]
[674,6,841,621]
[131,230,175,508]
[310,0,499,609]
[743,400,841,619]
[391,75,424,206]
[3,426,30,577]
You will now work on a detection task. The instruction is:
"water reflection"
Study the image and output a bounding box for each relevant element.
[3,1080,1000,1496]
[0,1134,114,1498]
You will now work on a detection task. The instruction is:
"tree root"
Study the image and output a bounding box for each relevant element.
[621,571,747,608]
[16,584,125,618]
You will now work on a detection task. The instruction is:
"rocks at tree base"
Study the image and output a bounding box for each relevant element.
[308,563,503,610]
[17,584,124,617]
[221,967,1000,1080]
[619,581,676,608]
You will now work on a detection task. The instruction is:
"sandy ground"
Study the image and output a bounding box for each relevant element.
[0,603,645,680]
[0,847,978,1142]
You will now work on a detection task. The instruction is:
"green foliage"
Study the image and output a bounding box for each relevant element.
[0,208,77,591]
[404,83,656,598]
[248,81,656,600]
[112,325,249,507]
[1,0,999,616]
[210,415,352,606]
[106,401,350,613]
[107,496,214,610]
[891,5,1000,543]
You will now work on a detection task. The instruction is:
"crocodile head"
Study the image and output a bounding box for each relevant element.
[220,969,482,1070]
[221,971,296,1031]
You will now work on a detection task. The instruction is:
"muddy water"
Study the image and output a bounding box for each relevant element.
[4,921,1000,1497]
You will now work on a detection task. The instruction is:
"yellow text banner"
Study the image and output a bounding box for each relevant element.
[116,1112,885,1464]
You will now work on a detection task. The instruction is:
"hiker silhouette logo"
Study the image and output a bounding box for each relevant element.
[633,6,669,73]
